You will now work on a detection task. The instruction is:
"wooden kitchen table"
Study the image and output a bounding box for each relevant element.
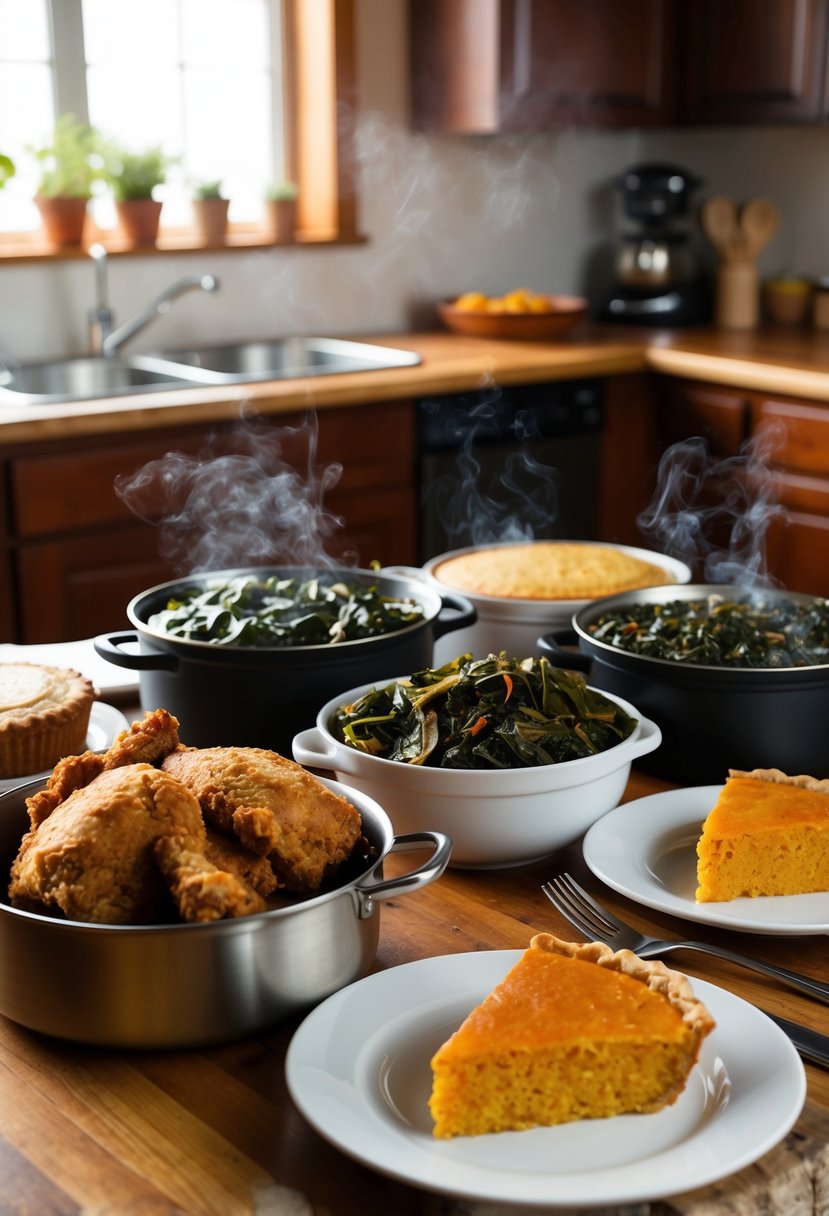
[0,768,826,1216]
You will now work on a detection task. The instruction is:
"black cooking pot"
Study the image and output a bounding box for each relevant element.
[94,566,476,752]
[538,583,829,784]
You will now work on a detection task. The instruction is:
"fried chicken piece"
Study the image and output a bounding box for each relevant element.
[9,758,273,925]
[8,764,205,923]
[102,707,181,769]
[162,746,362,892]
[22,708,181,840]
[154,835,267,921]
[203,826,280,899]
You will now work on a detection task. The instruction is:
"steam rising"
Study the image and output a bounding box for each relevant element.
[114,414,349,574]
[637,427,787,588]
[424,386,562,547]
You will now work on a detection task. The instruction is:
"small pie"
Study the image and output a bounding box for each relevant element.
[696,767,829,902]
[0,662,95,778]
[429,933,714,1138]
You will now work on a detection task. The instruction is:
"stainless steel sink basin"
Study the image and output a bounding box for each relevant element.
[0,356,209,405]
[0,338,421,405]
[140,337,422,384]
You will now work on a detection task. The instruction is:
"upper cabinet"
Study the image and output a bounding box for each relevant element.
[410,0,676,133]
[679,0,829,123]
[411,0,829,132]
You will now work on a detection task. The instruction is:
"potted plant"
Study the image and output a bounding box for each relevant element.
[0,153,14,190]
[102,141,174,246]
[192,178,229,245]
[29,114,100,247]
[265,180,298,243]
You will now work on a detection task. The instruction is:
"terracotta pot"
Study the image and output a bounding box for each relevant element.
[115,198,163,247]
[35,196,89,247]
[192,197,229,245]
[266,198,296,243]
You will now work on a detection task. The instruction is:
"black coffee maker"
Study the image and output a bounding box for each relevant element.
[598,163,708,326]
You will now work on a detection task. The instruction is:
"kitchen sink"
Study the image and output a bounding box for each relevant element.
[0,339,422,405]
[140,337,422,384]
[0,355,210,405]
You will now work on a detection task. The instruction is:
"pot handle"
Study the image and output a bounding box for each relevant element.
[433,592,477,640]
[381,564,428,582]
[291,726,341,770]
[93,632,179,673]
[355,831,452,918]
[536,629,593,674]
[628,716,662,760]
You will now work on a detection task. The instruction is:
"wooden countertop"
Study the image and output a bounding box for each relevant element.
[5,323,829,446]
[0,765,826,1215]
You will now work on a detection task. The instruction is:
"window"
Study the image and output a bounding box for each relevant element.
[0,0,358,254]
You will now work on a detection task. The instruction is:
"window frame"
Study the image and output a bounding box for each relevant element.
[0,0,360,261]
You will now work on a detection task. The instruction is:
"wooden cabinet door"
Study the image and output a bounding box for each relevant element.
[766,510,829,596]
[498,0,676,129]
[680,0,829,123]
[7,402,418,644]
[411,0,676,132]
[656,379,749,455]
[16,524,178,644]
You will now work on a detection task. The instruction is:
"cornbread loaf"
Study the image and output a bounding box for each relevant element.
[431,542,674,600]
[0,663,95,778]
[429,933,714,1138]
[696,768,829,901]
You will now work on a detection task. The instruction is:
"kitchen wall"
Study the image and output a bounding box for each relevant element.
[4,0,829,363]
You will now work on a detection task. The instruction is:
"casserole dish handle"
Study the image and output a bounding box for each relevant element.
[94,632,179,672]
[355,831,452,919]
[536,630,593,673]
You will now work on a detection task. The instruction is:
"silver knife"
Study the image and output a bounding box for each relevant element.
[766,1011,829,1068]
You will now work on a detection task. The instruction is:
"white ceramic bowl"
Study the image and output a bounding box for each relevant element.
[386,542,692,666]
[292,680,661,869]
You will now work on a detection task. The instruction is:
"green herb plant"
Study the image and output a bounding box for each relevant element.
[193,178,225,201]
[29,114,101,198]
[330,653,637,769]
[103,141,176,201]
[0,153,15,189]
[266,180,299,202]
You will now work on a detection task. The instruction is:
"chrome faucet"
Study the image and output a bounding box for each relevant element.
[87,243,220,357]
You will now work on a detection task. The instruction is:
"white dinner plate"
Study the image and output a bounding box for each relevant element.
[583,785,829,936]
[0,702,130,793]
[285,950,805,1209]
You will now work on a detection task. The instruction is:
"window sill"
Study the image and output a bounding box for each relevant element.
[0,227,367,263]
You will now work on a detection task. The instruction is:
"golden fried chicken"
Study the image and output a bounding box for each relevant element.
[9,764,206,923]
[9,744,275,924]
[154,835,267,922]
[24,708,181,832]
[162,746,362,892]
[203,826,280,899]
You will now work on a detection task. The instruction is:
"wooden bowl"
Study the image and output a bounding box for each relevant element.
[438,295,588,340]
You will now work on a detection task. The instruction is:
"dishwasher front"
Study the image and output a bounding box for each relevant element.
[416,378,604,561]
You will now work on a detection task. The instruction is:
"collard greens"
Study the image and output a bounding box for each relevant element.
[330,653,637,769]
[148,573,425,647]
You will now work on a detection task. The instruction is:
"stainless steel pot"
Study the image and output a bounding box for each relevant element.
[539,583,829,784]
[94,566,476,751]
[0,775,451,1048]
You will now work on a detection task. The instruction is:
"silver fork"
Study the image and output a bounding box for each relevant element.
[542,873,829,1006]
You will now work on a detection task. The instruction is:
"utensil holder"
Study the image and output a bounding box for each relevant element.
[715,261,759,329]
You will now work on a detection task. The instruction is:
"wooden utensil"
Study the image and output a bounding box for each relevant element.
[701,196,743,261]
[739,198,780,258]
